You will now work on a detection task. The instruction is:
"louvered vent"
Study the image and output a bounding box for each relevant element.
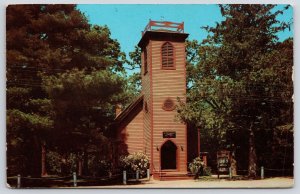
[162,42,174,69]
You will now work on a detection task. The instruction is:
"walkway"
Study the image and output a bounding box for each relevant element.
[86,177,294,188]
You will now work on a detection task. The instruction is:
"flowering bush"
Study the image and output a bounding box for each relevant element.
[189,157,211,177]
[120,152,150,176]
[189,157,204,174]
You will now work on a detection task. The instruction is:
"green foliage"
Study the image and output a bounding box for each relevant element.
[127,72,141,96]
[125,45,142,95]
[88,157,111,177]
[189,157,204,174]
[7,87,31,111]
[41,68,130,169]
[7,5,126,75]
[120,152,150,176]
[128,46,141,70]
[178,4,293,177]
[6,4,131,176]
[7,109,53,133]
[46,150,115,176]
[7,109,53,176]
[68,153,78,173]
[189,157,212,177]
[46,150,62,175]
[42,69,128,133]
[203,167,212,176]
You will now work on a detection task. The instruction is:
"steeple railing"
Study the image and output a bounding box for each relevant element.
[142,20,184,36]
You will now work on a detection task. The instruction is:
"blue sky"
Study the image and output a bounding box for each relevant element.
[77,4,293,65]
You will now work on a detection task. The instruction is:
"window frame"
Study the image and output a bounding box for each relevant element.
[162,97,176,111]
[161,42,176,70]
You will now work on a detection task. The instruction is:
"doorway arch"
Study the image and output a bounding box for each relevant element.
[161,140,177,170]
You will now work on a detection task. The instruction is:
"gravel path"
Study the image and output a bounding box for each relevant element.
[86,177,294,188]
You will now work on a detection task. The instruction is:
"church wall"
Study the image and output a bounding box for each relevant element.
[117,108,144,155]
[151,40,187,172]
[141,41,152,163]
[125,110,144,154]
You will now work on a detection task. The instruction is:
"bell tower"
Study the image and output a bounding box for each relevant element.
[138,20,189,174]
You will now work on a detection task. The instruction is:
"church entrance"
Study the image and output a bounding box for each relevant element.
[161,140,177,170]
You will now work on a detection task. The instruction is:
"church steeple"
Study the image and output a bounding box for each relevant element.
[138,20,189,174]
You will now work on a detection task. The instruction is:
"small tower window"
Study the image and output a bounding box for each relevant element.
[144,48,148,74]
[162,98,176,111]
[162,42,174,69]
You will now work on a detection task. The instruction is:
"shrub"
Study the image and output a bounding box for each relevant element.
[46,150,62,175]
[189,157,204,174]
[203,166,212,176]
[97,160,111,176]
[88,155,111,177]
[189,157,212,178]
[120,152,150,176]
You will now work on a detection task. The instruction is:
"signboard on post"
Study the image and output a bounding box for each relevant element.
[217,150,231,178]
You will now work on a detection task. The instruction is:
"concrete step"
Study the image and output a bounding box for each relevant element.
[153,171,194,181]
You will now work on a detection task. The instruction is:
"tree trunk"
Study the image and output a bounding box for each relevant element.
[248,123,257,178]
[29,136,42,176]
[78,158,83,176]
[83,151,88,175]
[41,143,48,177]
[230,152,237,176]
[197,128,201,157]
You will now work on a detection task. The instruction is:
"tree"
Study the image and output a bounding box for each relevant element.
[42,69,130,175]
[6,4,128,176]
[177,5,293,177]
[125,45,142,95]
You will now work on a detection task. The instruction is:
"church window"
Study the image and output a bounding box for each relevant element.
[162,42,174,69]
[162,98,176,111]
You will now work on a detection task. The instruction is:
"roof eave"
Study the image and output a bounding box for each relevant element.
[138,31,189,48]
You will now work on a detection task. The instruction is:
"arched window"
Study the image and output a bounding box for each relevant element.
[162,42,174,69]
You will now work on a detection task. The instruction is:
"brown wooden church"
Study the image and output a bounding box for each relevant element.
[112,21,199,178]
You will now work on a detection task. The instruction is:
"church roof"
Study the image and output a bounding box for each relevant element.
[138,30,189,48]
[114,94,144,124]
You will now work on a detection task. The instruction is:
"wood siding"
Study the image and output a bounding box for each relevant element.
[151,40,187,172]
[118,109,144,154]
[114,29,190,176]
[125,110,144,153]
[142,41,152,163]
